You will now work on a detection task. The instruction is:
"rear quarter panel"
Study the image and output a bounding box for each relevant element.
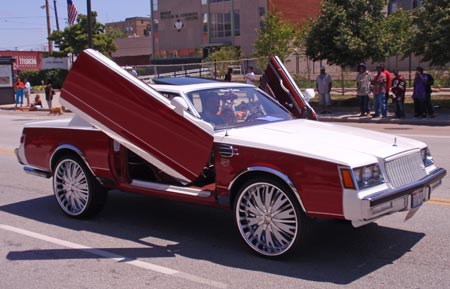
[23,127,113,179]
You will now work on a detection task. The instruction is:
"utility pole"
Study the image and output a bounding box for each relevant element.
[54,0,60,31]
[45,0,53,54]
[150,0,155,61]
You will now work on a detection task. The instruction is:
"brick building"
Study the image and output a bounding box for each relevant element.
[107,0,321,65]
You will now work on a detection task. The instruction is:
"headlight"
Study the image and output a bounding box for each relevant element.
[421,147,434,167]
[353,164,384,190]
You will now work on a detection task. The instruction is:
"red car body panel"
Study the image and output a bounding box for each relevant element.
[60,49,214,183]
[214,144,344,217]
[24,127,113,179]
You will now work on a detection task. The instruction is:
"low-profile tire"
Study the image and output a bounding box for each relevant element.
[53,154,107,218]
[233,176,311,257]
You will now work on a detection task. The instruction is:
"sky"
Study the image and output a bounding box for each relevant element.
[0,0,153,51]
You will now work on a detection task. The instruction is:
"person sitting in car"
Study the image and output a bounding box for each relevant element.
[201,93,224,126]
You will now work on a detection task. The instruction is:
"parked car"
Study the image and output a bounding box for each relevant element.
[16,49,446,257]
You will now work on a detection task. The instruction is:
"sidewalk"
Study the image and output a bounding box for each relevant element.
[317,109,450,126]
[2,91,449,126]
[0,91,63,113]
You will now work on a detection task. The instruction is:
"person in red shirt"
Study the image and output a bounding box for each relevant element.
[380,64,392,108]
[14,77,25,110]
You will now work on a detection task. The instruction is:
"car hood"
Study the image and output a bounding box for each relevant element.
[214,119,425,167]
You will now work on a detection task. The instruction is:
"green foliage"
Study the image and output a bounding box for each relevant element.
[382,9,414,60]
[254,11,298,66]
[203,46,242,77]
[305,0,385,67]
[19,69,69,89]
[48,12,124,57]
[412,0,450,67]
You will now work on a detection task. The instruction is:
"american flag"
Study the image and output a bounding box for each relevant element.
[67,0,78,25]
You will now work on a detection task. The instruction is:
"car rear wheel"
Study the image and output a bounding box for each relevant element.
[53,155,106,218]
[234,177,310,257]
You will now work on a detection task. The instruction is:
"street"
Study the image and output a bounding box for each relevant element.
[1,110,449,289]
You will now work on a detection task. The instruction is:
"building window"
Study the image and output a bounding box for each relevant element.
[210,11,240,38]
[209,0,231,3]
[259,7,265,17]
[234,10,240,36]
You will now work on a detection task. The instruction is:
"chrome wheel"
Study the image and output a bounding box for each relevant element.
[53,155,106,218]
[54,158,89,216]
[235,181,299,256]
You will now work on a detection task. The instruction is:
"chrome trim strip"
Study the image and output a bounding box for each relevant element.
[363,168,446,207]
[307,211,345,217]
[130,179,212,198]
[23,166,52,178]
[228,166,306,212]
[50,144,95,176]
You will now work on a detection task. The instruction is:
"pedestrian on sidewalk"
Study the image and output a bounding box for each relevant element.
[316,66,332,114]
[356,63,372,116]
[416,66,436,117]
[14,77,25,110]
[45,79,54,109]
[413,67,427,118]
[371,64,387,118]
[380,64,392,108]
[24,78,31,107]
[391,69,406,118]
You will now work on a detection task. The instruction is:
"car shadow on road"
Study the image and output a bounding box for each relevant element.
[1,190,424,285]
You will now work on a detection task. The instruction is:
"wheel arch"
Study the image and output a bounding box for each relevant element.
[50,144,94,176]
[228,166,307,213]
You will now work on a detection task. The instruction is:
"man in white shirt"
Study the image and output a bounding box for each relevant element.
[316,66,332,114]
[245,66,257,86]
[24,78,31,107]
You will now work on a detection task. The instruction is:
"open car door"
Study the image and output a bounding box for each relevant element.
[261,55,318,120]
[61,49,214,184]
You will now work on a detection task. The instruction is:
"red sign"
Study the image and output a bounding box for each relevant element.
[0,51,43,71]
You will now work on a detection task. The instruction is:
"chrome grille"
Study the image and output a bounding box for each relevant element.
[385,152,426,188]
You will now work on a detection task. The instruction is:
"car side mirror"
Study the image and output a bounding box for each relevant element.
[303,88,315,103]
[171,97,189,115]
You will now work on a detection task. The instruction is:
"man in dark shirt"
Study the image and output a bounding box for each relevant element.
[416,66,436,117]
[391,69,406,118]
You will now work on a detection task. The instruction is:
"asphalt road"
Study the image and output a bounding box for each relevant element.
[1,111,449,289]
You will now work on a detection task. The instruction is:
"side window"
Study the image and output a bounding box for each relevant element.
[159,91,180,100]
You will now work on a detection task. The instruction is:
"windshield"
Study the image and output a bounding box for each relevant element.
[186,87,293,130]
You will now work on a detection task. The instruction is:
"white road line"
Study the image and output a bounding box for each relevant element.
[0,224,228,289]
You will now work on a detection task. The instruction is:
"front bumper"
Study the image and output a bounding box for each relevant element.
[349,167,446,227]
[363,168,446,206]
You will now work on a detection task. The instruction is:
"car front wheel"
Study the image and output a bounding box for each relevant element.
[53,155,106,218]
[234,177,310,257]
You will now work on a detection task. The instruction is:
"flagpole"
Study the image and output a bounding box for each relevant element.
[87,0,93,48]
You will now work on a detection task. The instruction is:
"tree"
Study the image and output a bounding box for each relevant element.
[48,12,124,57]
[305,0,385,68]
[381,8,415,64]
[412,0,450,67]
[203,46,242,78]
[254,11,298,65]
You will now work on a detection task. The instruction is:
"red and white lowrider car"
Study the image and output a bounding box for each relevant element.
[16,50,446,257]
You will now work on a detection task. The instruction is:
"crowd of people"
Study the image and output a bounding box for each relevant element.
[322,63,437,119]
[13,78,55,111]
